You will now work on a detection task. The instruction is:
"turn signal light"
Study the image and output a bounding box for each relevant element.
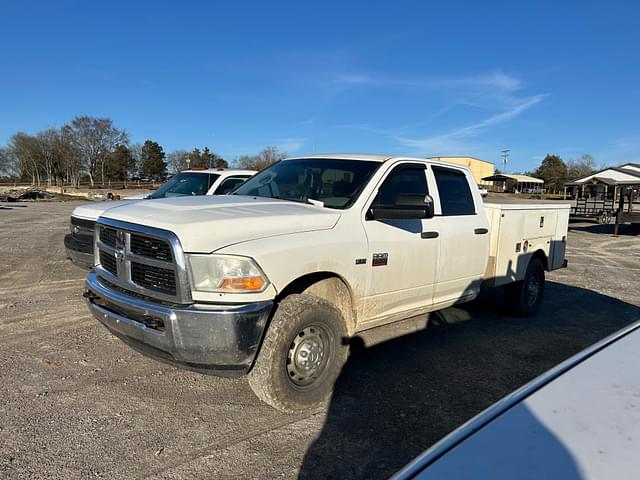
[218,276,265,291]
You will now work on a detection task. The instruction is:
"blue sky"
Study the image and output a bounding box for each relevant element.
[1,1,638,172]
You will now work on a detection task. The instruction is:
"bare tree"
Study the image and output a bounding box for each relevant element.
[167,150,190,173]
[7,133,43,185]
[566,154,597,181]
[67,116,128,186]
[233,146,287,171]
[129,143,142,179]
[0,146,20,180]
[57,125,82,187]
[35,129,61,186]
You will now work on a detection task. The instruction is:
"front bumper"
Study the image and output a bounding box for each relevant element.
[85,272,273,376]
[64,233,94,270]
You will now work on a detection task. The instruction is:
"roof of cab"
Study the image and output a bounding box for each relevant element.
[286,153,417,163]
[182,168,256,175]
[284,153,476,171]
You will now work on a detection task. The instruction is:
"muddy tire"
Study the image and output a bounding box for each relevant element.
[248,293,348,412]
[505,258,545,317]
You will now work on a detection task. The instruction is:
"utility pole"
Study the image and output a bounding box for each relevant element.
[501,149,510,173]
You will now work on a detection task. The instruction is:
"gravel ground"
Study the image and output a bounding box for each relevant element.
[1,201,639,479]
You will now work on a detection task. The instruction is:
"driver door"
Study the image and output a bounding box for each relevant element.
[359,163,439,326]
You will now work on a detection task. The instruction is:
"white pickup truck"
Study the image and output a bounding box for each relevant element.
[65,168,255,268]
[83,154,569,411]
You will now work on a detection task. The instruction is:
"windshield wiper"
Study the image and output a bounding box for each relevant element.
[271,195,306,204]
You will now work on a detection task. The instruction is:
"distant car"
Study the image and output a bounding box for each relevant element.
[64,168,256,269]
[393,320,640,480]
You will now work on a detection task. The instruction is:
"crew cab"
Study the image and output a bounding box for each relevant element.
[64,168,255,269]
[83,154,570,411]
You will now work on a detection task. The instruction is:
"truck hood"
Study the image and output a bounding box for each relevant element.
[72,199,139,221]
[99,195,341,253]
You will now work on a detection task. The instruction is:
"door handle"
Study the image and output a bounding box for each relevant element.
[421,231,439,239]
[474,228,489,235]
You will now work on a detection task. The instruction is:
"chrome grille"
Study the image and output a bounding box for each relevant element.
[99,226,118,247]
[131,262,176,295]
[94,218,191,304]
[99,250,118,276]
[130,233,173,262]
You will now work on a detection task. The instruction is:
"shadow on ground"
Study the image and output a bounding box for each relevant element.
[568,222,639,235]
[299,281,640,479]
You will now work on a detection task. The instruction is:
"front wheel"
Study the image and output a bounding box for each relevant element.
[248,294,349,412]
[505,258,545,317]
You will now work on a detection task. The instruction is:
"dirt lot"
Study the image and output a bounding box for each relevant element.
[1,201,639,479]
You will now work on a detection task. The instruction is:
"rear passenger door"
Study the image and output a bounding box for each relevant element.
[430,165,490,306]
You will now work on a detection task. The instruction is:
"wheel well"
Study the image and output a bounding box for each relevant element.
[532,249,549,271]
[276,273,356,335]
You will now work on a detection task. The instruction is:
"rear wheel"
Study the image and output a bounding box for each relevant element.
[505,258,545,317]
[598,212,609,224]
[248,293,348,412]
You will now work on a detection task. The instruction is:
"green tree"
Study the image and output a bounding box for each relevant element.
[188,148,205,168]
[201,147,215,168]
[107,144,136,186]
[139,140,167,180]
[534,154,568,193]
[190,147,227,169]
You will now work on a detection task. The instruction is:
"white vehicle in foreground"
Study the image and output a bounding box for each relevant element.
[83,154,570,411]
[64,168,255,268]
[394,319,640,479]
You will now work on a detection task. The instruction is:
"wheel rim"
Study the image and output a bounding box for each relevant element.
[526,272,541,306]
[286,325,330,387]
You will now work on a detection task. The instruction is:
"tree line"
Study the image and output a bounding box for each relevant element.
[0,115,288,187]
[530,153,597,193]
[496,154,598,193]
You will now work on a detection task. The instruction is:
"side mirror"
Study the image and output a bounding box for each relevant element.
[370,194,435,220]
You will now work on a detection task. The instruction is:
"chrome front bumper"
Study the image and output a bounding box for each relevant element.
[85,272,273,375]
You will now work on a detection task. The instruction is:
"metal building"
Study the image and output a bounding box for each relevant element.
[429,156,495,187]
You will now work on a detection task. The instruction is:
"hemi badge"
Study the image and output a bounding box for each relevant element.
[372,253,388,267]
[355,258,367,265]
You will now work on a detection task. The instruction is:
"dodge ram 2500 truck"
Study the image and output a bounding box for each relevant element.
[83,154,569,412]
[65,168,255,269]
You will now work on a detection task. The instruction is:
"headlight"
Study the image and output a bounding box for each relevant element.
[186,254,269,293]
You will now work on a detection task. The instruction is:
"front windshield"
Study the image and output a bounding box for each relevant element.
[148,172,219,199]
[231,159,381,209]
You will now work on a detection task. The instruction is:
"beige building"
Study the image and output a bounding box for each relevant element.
[429,156,495,186]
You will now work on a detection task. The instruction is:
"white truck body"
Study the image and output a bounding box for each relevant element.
[83,154,570,411]
[483,202,568,288]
